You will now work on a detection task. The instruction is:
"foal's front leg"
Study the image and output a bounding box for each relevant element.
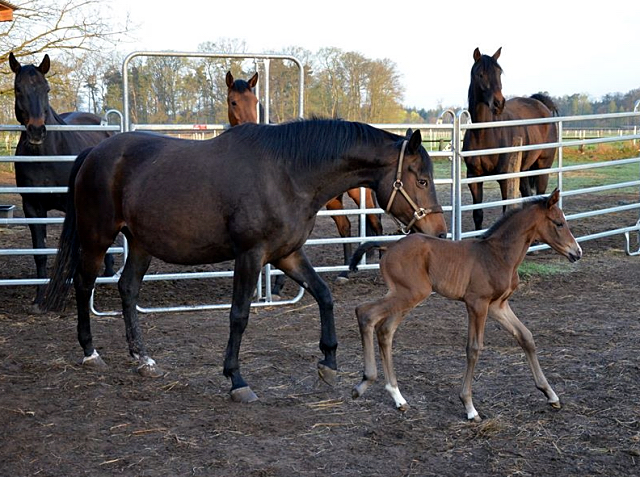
[488,300,560,408]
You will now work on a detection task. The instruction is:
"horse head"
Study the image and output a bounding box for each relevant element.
[381,129,447,238]
[469,47,505,116]
[9,52,52,146]
[535,189,582,263]
[226,71,259,126]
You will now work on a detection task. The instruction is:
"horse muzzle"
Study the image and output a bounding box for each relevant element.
[26,123,46,145]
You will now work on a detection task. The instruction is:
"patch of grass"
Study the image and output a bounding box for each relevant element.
[518,261,570,279]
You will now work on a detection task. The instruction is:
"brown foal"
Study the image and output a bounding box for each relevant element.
[350,189,582,420]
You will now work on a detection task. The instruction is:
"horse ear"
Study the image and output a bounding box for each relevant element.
[248,72,259,89]
[38,54,50,75]
[226,71,234,88]
[473,47,482,62]
[407,129,422,153]
[405,128,413,138]
[546,188,560,208]
[9,52,20,73]
[492,47,502,61]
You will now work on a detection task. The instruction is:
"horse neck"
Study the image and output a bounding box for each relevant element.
[482,208,539,268]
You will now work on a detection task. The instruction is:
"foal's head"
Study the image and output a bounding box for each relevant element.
[534,189,582,262]
[469,47,505,115]
[9,52,52,145]
[226,71,259,126]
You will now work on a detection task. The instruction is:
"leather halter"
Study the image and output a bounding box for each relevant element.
[385,140,443,234]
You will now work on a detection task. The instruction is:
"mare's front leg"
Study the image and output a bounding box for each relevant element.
[488,300,560,408]
[117,242,159,377]
[22,199,48,307]
[273,249,338,384]
[460,300,489,421]
[224,250,264,403]
[467,181,484,231]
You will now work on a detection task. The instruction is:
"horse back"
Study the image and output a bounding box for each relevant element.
[59,111,104,125]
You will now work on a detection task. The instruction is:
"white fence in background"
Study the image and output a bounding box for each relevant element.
[2,106,639,313]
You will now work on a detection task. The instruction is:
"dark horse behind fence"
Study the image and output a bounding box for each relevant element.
[463,47,559,230]
[349,189,581,420]
[9,52,114,307]
[225,71,384,292]
[42,118,447,403]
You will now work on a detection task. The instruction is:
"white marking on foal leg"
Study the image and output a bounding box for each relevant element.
[465,404,480,421]
[385,384,408,411]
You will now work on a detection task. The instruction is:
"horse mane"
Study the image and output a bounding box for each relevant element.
[225,118,402,170]
[467,53,503,115]
[481,195,547,239]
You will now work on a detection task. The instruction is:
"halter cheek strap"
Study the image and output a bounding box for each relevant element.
[385,140,443,234]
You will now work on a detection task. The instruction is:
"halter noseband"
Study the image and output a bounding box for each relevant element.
[385,140,443,234]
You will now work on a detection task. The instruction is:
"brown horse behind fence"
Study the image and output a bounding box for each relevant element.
[349,189,581,421]
[463,47,559,230]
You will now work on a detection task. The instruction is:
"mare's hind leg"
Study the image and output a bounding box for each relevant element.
[273,249,338,384]
[117,237,160,377]
[488,300,560,408]
[75,245,110,370]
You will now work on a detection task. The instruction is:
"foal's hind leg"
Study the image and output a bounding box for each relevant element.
[117,239,159,377]
[488,300,560,408]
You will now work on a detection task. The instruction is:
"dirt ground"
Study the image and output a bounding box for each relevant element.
[1,182,640,476]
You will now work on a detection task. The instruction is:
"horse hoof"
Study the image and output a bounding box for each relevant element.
[82,354,108,370]
[335,276,349,284]
[397,403,409,412]
[549,400,562,410]
[317,363,337,385]
[230,386,259,403]
[137,363,165,378]
[30,303,46,315]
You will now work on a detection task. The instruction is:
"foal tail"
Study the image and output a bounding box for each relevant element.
[530,93,559,116]
[349,241,387,272]
[42,147,92,311]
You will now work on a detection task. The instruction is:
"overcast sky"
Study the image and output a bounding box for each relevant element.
[111,0,640,110]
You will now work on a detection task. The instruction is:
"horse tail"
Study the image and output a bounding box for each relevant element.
[42,147,92,311]
[349,241,387,272]
[530,93,559,116]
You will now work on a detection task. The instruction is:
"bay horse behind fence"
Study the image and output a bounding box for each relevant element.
[463,47,559,230]
[9,52,114,308]
[42,118,447,403]
[225,71,384,293]
[349,189,581,421]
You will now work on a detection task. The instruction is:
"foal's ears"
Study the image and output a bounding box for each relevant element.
[492,47,502,61]
[248,72,259,89]
[406,129,423,153]
[546,188,560,208]
[473,47,481,62]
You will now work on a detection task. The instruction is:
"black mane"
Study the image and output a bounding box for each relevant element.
[225,118,404,170]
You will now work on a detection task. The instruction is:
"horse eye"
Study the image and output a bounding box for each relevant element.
[554,220,564,228]
[418,179,428,187]
[231,101,237,106]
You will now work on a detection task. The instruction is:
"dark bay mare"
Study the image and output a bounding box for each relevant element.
[225,71,387,291]
[9,52,114,307]
[349,189,581,420]
[463,47,559,230]
[42,118,447,402]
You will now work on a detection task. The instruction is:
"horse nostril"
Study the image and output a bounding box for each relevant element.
[438,232,447,239]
